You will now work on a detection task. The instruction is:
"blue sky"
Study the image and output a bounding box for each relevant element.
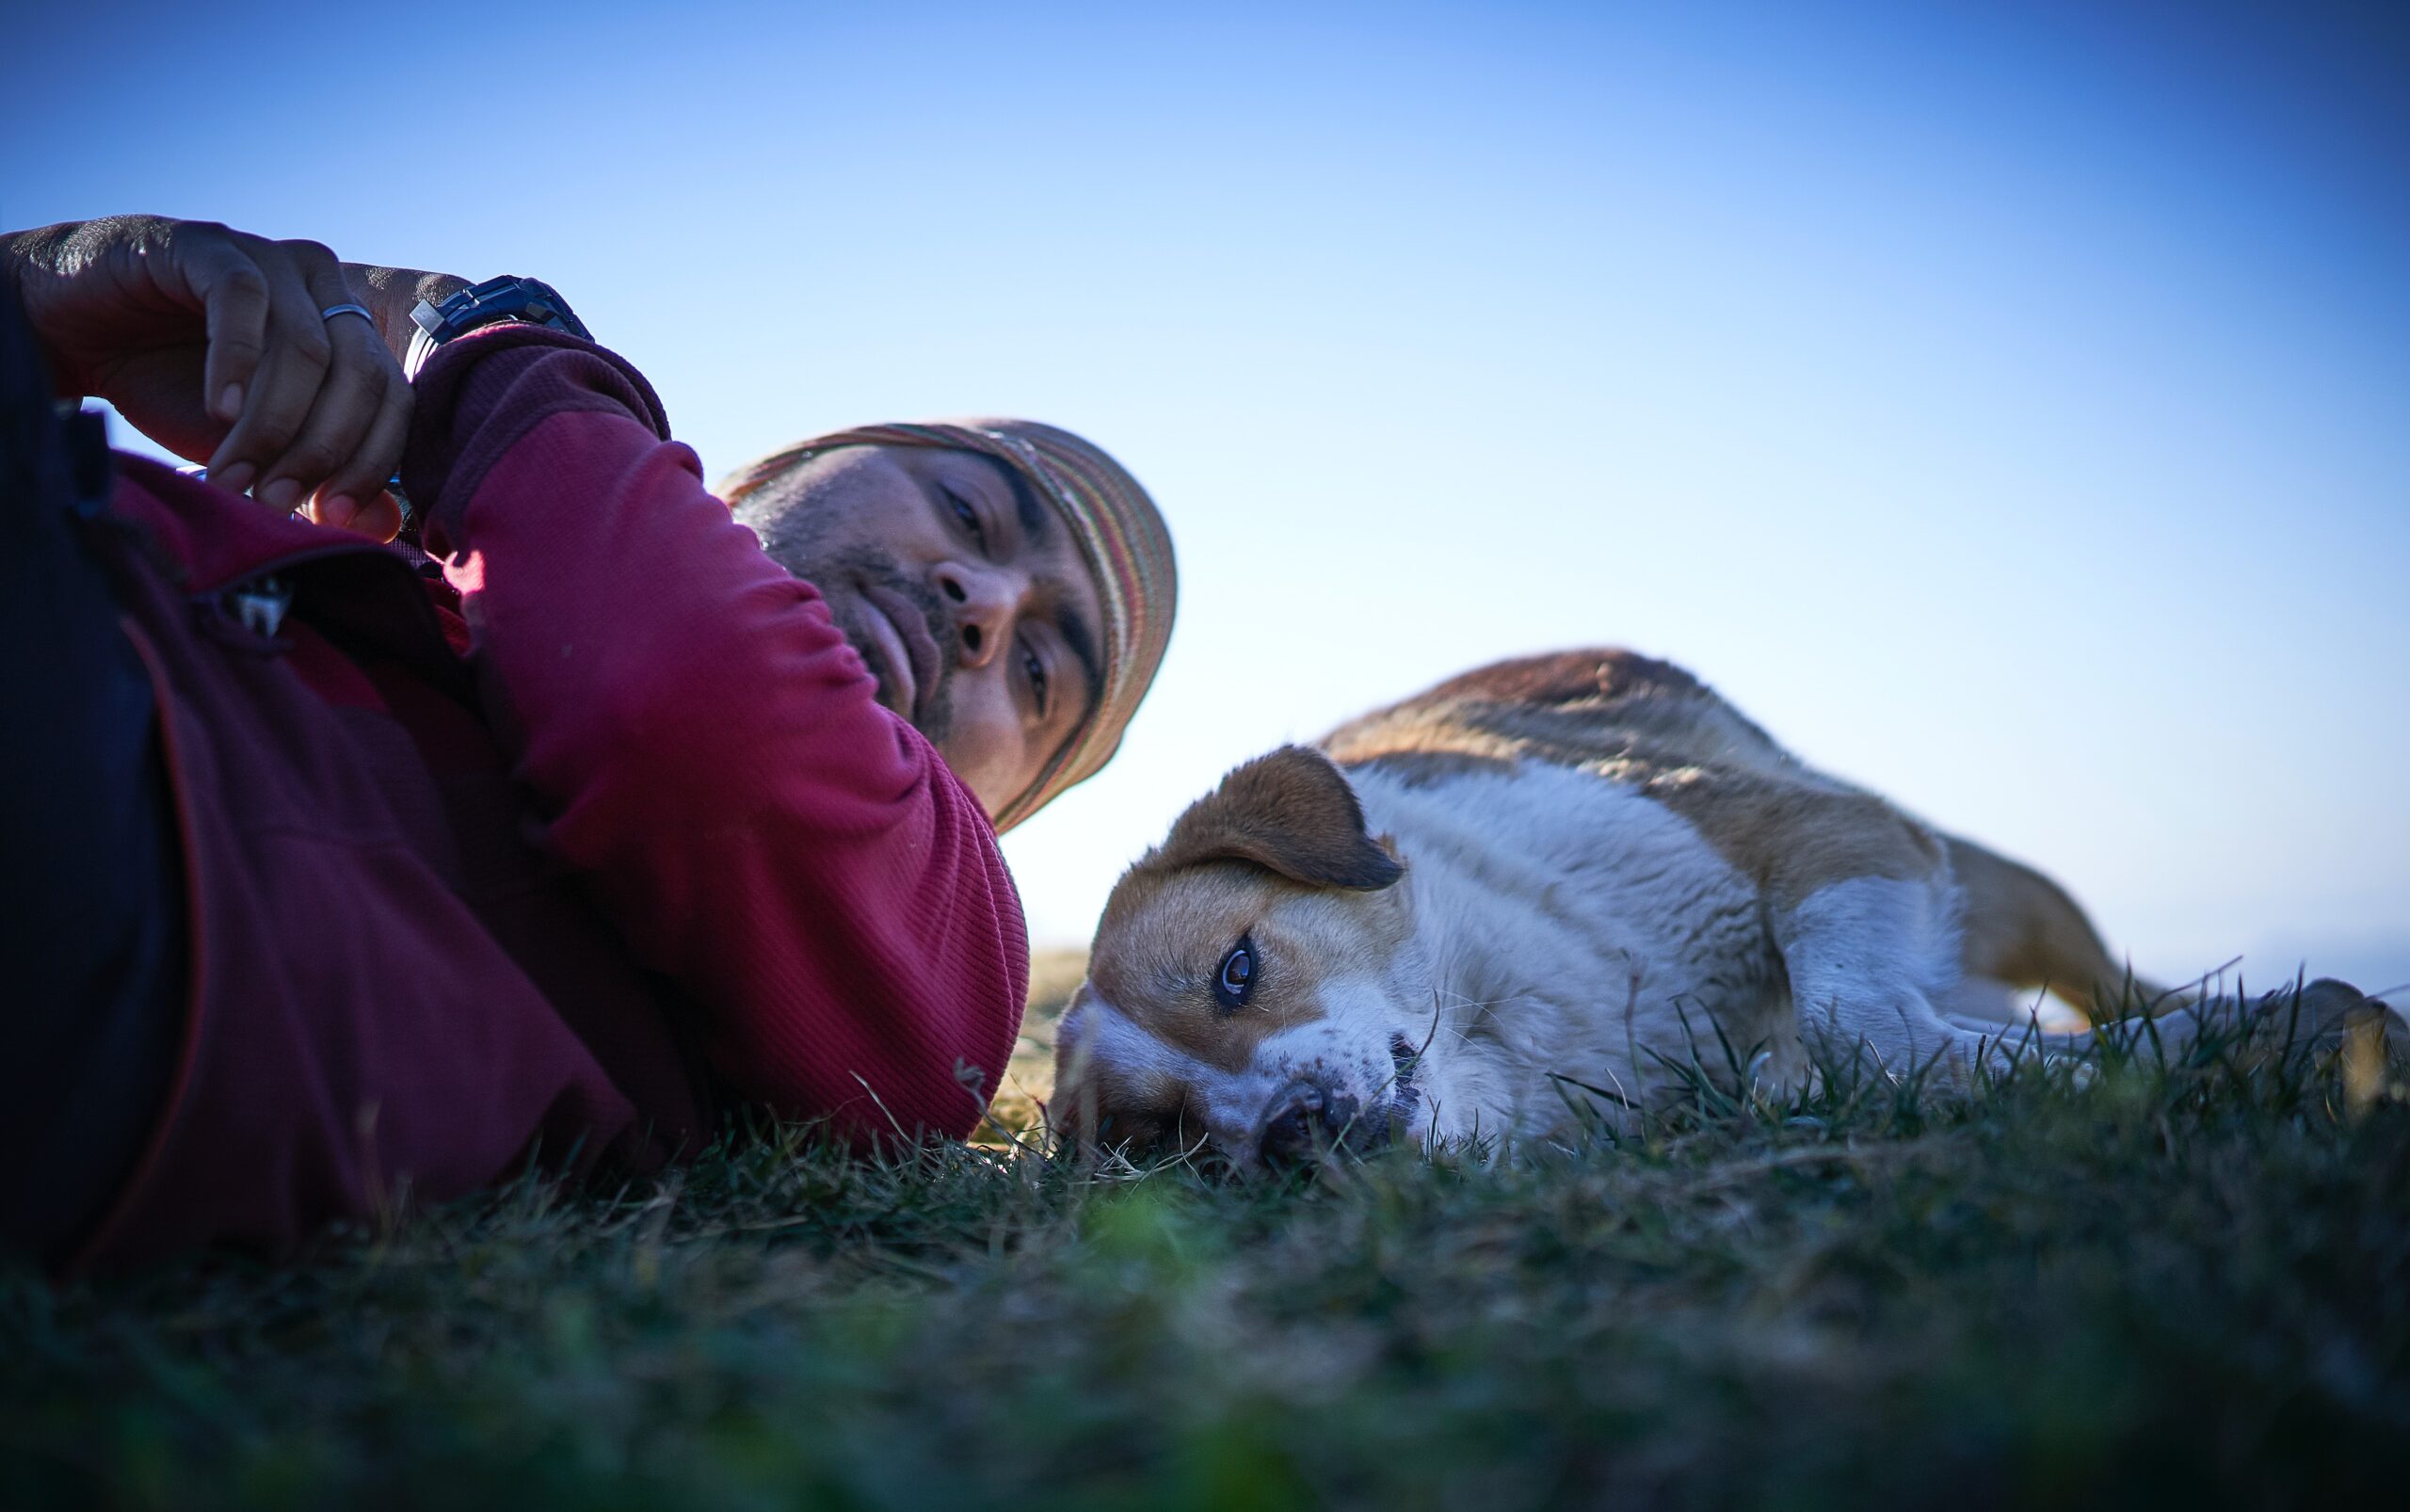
[8,1,2405,989]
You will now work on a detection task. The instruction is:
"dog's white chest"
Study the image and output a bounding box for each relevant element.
[1351,761,1780,1133]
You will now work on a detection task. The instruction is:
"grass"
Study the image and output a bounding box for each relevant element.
[6,957,2407,1511]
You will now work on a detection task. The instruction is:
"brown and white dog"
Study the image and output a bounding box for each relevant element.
[1053,650,2391,1163]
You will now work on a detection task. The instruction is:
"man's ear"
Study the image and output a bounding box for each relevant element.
[1149,746,1404,891]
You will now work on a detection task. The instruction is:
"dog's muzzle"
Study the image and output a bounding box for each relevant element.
[1257,1079,1372,1165]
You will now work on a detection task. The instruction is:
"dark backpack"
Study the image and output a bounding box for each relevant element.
[0,273,113,530]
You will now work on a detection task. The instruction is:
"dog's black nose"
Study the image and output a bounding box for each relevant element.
[1258,1080,1361,1166]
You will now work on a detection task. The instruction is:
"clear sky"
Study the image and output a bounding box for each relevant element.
[8,1,2405,990]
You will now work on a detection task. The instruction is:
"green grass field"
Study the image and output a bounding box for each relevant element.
[7,959,2406,1511]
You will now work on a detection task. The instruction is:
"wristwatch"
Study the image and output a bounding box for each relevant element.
[402,275,592,380]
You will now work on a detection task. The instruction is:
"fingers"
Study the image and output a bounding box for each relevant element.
[311,489,406,544]
[208,240,405,512]
[305,364,413,541]
[249,258,405,517]
[201,241,328,493]
[166,226,272,427]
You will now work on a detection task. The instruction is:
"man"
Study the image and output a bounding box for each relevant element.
[0,217,1173,1272]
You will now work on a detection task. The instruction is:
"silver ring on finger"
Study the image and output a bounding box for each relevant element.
[319,302,377,326]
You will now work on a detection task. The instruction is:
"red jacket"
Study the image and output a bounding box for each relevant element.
[72,327,1028,1271]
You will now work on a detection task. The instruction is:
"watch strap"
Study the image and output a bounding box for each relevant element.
[402,275,592,380]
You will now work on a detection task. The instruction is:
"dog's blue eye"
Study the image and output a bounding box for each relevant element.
[1214,937,1256,1011]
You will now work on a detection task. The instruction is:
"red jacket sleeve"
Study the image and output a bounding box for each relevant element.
[401,325,1028,1141]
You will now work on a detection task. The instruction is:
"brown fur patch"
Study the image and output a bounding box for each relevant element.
[1419,648,1703,707]
[1640,767,1945,910]
[1342,748,1520,791]
[1145,745,1404,893]
[1325,648,1937,909]
[1326,648,1794,781]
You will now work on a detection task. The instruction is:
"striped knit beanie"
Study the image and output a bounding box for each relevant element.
[718,419,1176,831]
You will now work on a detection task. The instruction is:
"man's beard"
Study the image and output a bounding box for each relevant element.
[813,544,956,744]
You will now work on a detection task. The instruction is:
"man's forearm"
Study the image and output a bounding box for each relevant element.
[0,223,72,391]
[339,264,470,368]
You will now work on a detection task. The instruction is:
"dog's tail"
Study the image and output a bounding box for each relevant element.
[1945,835,2175,1023]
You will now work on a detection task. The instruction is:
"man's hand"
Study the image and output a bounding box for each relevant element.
[6,217,411,539]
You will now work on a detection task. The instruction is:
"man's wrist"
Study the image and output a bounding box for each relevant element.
[340,264,471,367]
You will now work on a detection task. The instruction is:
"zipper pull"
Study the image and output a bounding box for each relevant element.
[230,574,293,639]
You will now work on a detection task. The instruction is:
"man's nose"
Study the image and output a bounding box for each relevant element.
[932,560,1022,668]
[1257,1079,1363,1166]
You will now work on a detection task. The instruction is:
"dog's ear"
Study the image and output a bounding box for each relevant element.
[1149,746,1404,891]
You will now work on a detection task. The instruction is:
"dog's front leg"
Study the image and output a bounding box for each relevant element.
[1775,874,2014,1092]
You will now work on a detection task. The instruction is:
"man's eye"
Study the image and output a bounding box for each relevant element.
[944,489,988,550]
[1022,641,1049,713]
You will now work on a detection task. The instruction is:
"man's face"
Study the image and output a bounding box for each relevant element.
[737,444,1103,816]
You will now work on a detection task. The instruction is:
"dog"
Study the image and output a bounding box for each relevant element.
[1052,650,2394,1163]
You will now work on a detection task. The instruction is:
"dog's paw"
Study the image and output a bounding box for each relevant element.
[2257,978,2409,1067]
